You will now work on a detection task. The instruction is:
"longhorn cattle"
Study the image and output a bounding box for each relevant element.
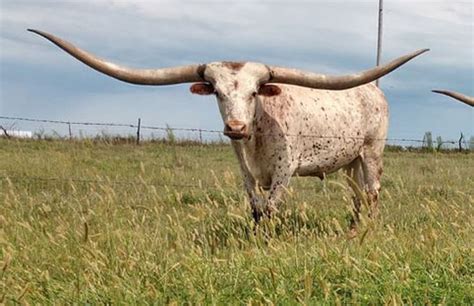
[29,29,428,229]
[432,90,474,107]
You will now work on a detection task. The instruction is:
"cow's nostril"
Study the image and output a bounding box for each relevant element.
[224,121,248,140]
[225,121,246,133]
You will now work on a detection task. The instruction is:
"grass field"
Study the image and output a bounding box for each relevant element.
[1,138,473,304]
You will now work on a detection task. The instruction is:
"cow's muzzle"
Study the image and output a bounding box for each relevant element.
[224,120,249,140]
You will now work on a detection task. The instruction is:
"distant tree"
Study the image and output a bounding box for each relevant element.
[423,132,433,150]
[436,136,443,151]
[165,124,176,144]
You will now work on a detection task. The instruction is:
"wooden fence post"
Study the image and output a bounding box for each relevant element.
[68,122,72,139]
[136,118,141,145]
[458,132,464,152]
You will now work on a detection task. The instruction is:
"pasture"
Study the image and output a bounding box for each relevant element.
[1,138,473,304]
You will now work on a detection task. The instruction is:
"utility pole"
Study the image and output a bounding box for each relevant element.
[376,0,384,87]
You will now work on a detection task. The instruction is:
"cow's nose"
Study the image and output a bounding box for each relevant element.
[224,120,248,140]
[225,121,246,133]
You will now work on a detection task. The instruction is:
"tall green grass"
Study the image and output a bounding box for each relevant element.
[1,138,473,304]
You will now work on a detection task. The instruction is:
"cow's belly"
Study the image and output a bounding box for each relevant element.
[294,139,363,177]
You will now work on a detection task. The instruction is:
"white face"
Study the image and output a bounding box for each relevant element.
[190,62,281,140]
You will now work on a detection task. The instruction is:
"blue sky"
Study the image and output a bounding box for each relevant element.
[1,0,472,143]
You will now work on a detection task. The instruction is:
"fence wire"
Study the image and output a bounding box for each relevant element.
[0,115,466,145]
[0,175,327,192]
[0,175,219,190]
[1,175,473,197]
[0,175,320,192]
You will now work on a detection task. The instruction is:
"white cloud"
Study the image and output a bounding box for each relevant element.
[2,1,472,69]
[1,0,472,139]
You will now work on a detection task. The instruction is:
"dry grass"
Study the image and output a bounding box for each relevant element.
[0,138,473,304]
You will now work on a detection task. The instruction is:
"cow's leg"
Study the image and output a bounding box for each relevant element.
[237,161,265,222]
[242,173,265,222]
[344,156,365,230]
[231,143,265,222]
[361,147,383,219]
[265,170,292,217]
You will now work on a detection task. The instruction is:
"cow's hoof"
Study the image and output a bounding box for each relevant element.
[252,209,263,223]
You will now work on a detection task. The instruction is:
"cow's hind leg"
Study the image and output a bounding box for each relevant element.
[361,146,383,219]
[344,156,365,230]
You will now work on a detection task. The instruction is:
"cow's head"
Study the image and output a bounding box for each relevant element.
[28,29,429,140]
[190,62,281,140]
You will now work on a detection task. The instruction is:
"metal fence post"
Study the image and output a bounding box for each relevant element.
[136,118,141,145]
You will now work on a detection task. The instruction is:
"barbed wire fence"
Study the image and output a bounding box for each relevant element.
[1,115,473,194]
[0,174,226,192]
[0,115,225,144]
[2,174,472,197]
[1,115,472,150]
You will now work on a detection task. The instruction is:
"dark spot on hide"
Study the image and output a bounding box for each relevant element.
[222,61,245,71]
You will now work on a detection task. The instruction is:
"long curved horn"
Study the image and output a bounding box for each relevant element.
[432,90,474,107]
[267,49,429,90]
[28,29,205,85]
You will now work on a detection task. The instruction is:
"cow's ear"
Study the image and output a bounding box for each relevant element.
[258,84,281,97]
[190,83,214,95]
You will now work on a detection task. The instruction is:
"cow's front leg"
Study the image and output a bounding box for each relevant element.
[242,174,266,222]
[232,142,266,222]
[265,171,292,217]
